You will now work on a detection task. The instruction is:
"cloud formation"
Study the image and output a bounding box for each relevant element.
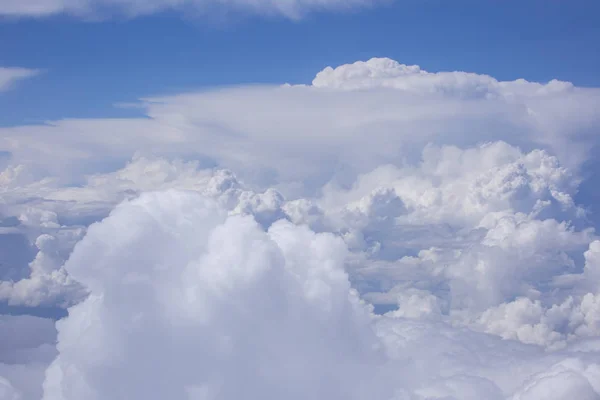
[42,191,393,400]
[312,58,575,98]
[0,0,381,19]
[2,59,598,195]
[0,67,39,92]
[33,191,600,400]
[1,58,600,398]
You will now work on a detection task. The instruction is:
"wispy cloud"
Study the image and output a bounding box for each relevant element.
[0,67,40,92]
[0,0,384,20]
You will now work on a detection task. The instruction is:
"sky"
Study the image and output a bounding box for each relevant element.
[1,0,600,125]
[1,1,600,400]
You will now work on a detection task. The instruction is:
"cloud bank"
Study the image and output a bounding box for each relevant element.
[1,58,600,399]
[0,0,382,19]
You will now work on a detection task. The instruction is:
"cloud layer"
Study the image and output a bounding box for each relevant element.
[1,58,600,399]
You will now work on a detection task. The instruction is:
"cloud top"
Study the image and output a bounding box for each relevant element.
[313,57,574,99]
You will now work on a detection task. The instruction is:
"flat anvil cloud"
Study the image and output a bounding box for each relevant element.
[1,58,600,399]
[1,59,598,194]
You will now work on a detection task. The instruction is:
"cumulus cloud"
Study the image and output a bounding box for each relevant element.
[0,68,39,92]
[0,230,86,308]
[376,315,600,400]
[312,58,575,98]
[34,191,600,399]
[0,155,291,308]
[1,58,600,398]
[41,191,392,400]
[509,358,600,400]
[0,0,382,19]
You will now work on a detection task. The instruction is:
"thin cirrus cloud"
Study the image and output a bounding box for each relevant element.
[1,58,600,399]
[0,67,40,92]
[0,0,384,19]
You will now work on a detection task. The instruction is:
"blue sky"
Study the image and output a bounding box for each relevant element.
[1,0,599,126]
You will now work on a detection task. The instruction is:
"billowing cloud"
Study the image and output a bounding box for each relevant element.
[0,0,382,19]
[33,191,600,400]
[0,68,39,92]
[1,58,600,398]
[312,58,575,97]
[42,191,393,400]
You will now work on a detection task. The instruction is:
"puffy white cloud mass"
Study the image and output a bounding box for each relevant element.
[37,191,600,399]
[0,0,381,19]
[0,68,39,92]
[41,191,394,400]
[1,58,600,398]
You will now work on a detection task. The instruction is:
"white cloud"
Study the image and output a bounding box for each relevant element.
[509,359,600,400]
[1,73,599,196]
[376,314,600,399]
[41,191,393,400]
[0,0,382,19]
[34,191,600,399]
[312,58,575,98]
[1,58,600,398]
[0,68,39,92]
[2,58,600,321]
[0,155,291,308]
[0,230,87,308]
